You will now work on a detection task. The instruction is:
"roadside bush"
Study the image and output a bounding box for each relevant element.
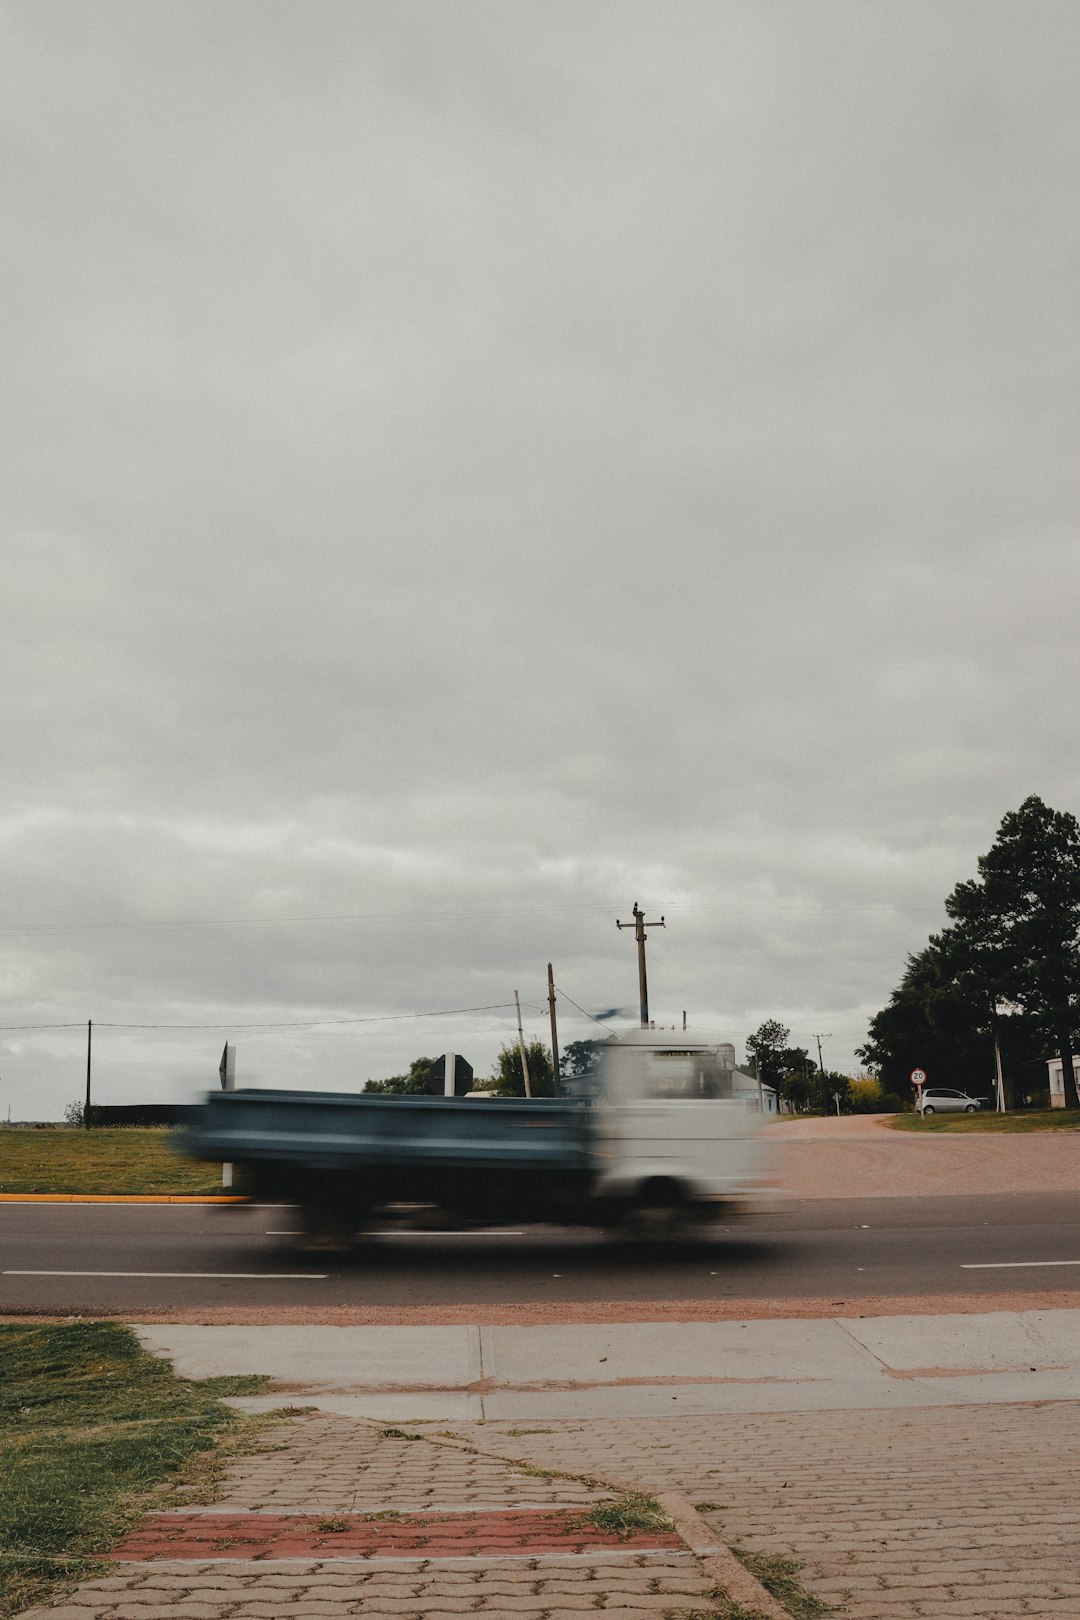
[846,1077,884,1112]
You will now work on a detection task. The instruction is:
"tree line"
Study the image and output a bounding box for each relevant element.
[743,1019,887,1112]
[859,796,1080,1109]
[362,1039,606,1097]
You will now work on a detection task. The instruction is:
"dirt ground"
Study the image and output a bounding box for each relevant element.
[771,1111,1080,1198]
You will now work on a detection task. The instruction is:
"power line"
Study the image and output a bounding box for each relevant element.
[552,986,622,1029]
[0,898,950,938]
[0,1002,519,1034]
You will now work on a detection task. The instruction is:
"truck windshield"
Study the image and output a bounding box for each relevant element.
[615,1049,735,1100]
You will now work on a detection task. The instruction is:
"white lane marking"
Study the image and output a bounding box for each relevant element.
[960,1260,1080,1269]
[3,1270,327,1279]
[265,1229,525,1237]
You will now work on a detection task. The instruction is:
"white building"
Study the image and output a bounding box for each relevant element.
[733,1066,779,1113]
[1046,1056,1080,1108]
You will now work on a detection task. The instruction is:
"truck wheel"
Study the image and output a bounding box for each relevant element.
[624,1178,687,1242]
[296,1203,360,1255]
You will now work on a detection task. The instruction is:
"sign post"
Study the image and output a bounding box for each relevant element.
[219,1043,235,1189]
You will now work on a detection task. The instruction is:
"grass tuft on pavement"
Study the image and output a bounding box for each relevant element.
[574,1491,674,1540]
[734,1549,836,1618]
[0,1321,266,1618]
[888,1107,1080,1134]
[0,1127,224,1196]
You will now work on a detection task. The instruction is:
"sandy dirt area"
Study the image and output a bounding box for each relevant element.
[6,1288,1080,1326]
[771,1112,1080,1198]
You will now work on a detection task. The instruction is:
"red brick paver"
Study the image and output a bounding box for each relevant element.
[109,1508,683,1561]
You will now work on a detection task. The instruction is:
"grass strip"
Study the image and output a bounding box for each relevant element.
[0,1127,225,1196]
[888,1107,1080,1133]
[0,1321,274,1617]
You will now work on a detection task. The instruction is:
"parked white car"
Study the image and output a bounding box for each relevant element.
[916,1086,984,1115]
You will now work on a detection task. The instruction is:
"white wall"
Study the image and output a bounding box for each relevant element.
[1046,1058,1080,1108]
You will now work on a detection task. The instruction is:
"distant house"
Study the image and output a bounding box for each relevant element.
[733,1066,779,1114]
[1046,1057,1080,1108]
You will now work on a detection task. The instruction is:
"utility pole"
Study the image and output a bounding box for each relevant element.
[514,990,532,1098]
[616,902,665,1027]
[991,1004,1007,1113]
[813,1032,831,1078]
[547,963,560,1095]
[84,1019,92,1129]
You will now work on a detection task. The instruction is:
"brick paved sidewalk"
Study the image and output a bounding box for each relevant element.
[452,1401,1080,1619]
[17,1414,775,1620]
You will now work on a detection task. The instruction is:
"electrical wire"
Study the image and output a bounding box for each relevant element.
[0,1002,519,1034]
[553,986,623,1029]
[0,898,949,937]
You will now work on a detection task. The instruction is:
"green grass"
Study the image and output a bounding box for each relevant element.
[0,1127,226,1195]
[888,1107,1080,1134]
[735,1550,836,1618]
[0,1322,273,1618]
[677,1550,836,1619]
[572,1491,674,1540]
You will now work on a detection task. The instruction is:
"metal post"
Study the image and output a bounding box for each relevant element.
[547,964,560,1095]
[84,1019,92,1129]
[990,1004,1007,1113]
[219,1042,235,1187]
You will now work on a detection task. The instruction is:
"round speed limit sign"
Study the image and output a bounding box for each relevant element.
[910,1068,927,1087]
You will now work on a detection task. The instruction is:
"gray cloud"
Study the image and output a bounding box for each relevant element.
[2,0,1078,1116]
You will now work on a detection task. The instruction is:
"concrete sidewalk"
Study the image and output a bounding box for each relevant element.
[19,1312,1080,1619]
[137,1308,1080,1418]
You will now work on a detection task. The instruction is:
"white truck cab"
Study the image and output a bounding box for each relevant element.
[591,1028,770,1219]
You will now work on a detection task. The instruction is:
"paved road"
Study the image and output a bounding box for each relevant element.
[2,1189,1079,1312]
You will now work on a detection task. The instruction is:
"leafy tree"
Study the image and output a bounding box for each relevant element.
[488,1040,555,1097]
[561,1039,608,1078]
[858,933,993,1099]
[745,1020,790,1092]
[945,796,1080,1108]
[746,1021,815,1110]
[363,1056,435,1095]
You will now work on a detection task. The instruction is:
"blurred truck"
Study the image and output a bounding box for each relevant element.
[182,1028,772,1246]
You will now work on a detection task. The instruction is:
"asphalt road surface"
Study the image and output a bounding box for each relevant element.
[2,1191,1079,1313]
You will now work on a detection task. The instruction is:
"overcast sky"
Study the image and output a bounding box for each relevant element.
[2,0,1078,1119]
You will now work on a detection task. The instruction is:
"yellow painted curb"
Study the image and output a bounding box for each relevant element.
[0,1193,249,1204]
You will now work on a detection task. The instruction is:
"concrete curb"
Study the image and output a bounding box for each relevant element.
[0,1193,247,1203]
[656,1489,790,1620]
[391,1423,790,1619]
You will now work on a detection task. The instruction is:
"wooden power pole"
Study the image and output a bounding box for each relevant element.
[547,963,560,1094]
[616,902,665,1027]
